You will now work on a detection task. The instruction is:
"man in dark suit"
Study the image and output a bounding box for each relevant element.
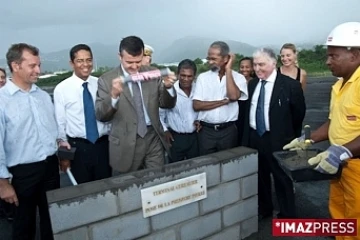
[242,48,306,219]
[95,36,177,175]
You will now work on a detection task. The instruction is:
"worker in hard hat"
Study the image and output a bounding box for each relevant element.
[142,44,154,66]
[283,22,360,240]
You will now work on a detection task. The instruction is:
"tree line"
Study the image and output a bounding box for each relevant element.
[38,45,328,87]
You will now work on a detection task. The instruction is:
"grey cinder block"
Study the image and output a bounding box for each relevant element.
[151,202,199,230]
[200,180,241,214]
[90,211,150,240]
[223,195,258,227]
[241,174,258,199]
[49,191,118,234]
[180,211,222,240]
[221,154,258,182]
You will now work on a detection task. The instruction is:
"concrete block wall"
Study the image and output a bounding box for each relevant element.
[47,147,258,240]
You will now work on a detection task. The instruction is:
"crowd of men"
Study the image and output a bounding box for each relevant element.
[0,21,359,240]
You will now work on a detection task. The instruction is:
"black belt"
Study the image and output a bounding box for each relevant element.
[67,135,108,144]
[8,154,57,170]
[200,121,236,131]
[169,128,196,135]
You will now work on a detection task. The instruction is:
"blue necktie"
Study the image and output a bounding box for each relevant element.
[256,80,267,136]
[83,82,99,143]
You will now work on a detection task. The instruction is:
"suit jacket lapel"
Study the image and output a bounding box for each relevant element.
[270,75,283,109]
[118,65,136,109]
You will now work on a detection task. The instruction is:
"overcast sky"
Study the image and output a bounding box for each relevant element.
[1,0,359,55]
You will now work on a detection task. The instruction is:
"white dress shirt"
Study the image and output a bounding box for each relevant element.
[111,65,175,126]
[192,70,248,124]
[53,73,111,141]
[160,81,198,133]
[249,69,277,131]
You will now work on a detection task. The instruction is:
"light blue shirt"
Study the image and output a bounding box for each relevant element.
[0,80,58,179]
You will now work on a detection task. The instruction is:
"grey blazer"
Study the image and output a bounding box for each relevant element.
[95,65,177,172]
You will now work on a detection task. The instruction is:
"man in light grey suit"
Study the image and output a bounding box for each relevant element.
[95,36,177,174]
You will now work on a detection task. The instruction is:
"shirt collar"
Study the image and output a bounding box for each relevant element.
[120,64,137,78]
[72,73,93,86]
[175,80,195,97]
[333,66,360,90]
[261,69,277,83]
[6,80,38,95]
[344,65,360,83]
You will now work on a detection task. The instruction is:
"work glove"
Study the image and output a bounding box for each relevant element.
[283,134,313,151]
[308,145,352,174]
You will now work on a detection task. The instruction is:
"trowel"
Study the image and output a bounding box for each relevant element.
[303,125,312,158]
[273,124,341,182]
[295,125,312,158]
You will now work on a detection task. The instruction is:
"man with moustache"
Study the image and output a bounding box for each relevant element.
[192,41,248,154]
[160,59,201,162]
[0,43,60,239]
[53,44,112,184]
[242,48,305,219]
[95,36,177,174]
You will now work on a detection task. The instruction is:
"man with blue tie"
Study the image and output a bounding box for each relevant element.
[0,43,60,239]
[53,44,112,184]
[242,48,306,220]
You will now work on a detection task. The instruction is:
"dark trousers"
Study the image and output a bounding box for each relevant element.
[68,135,111,184]
[249,129,296,218]
[198,122,238,155]
[0,199,14,219]
[236,100,247,145]
[8,154,60,240]
[168,129,199,163]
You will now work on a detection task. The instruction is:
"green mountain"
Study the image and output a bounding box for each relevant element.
[156,36,257,63]
[0,38,319,73]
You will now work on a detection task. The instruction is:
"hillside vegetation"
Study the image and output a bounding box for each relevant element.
[38,45,329,87]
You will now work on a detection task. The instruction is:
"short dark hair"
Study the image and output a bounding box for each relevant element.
[239,57,253,65]
[70,44,93,62]
[177,59,197,75]
[239,57,256,78]
[0,68,5,76]
[119,36,144,56]
[6,43,39,72]
[210,41,230,57]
